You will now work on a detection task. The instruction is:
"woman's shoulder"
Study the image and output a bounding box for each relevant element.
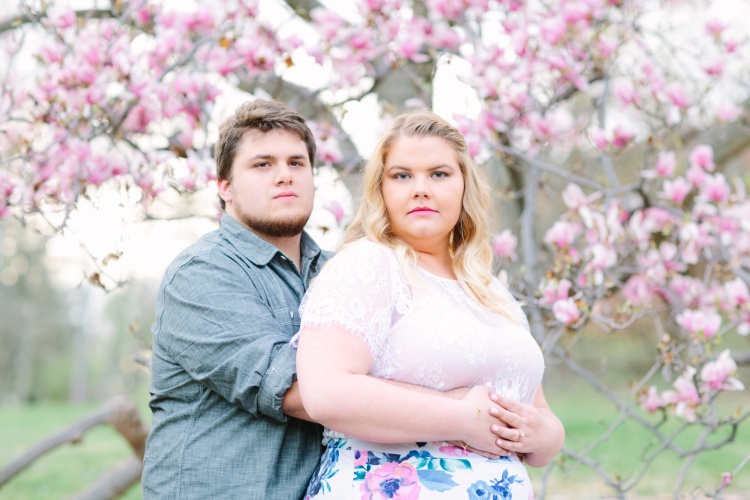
[329,239,398,268]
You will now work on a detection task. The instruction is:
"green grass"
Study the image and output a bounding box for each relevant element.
[1,387,748,499]
[0,402,149,500]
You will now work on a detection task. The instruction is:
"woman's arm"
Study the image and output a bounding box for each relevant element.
[486,385,565,467]
[296,324,505,453]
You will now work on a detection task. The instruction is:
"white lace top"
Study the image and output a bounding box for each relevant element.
[298,240,545,441]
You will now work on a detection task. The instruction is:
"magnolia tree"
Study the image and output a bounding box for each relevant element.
[1,0,749,497]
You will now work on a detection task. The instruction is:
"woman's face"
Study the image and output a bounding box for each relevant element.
[381,135,465,251]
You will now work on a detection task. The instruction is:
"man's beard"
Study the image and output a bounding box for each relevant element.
[240,212,310,238]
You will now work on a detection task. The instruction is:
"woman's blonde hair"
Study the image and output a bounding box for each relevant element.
[343,110,517,321]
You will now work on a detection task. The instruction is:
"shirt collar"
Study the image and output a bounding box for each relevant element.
[220,212,322,267]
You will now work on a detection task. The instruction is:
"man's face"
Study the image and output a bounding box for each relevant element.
[218,129,314,239]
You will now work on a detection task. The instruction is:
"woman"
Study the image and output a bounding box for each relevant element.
[296,111,564,499]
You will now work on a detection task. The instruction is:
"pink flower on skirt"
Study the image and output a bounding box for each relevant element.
[354,450,368,467]
[438,444,470,457]
[360,461,421,499]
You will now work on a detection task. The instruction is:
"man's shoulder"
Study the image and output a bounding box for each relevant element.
[162,228,248,281]
[167,229,222,266]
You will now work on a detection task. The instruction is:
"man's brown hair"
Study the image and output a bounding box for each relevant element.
[214,99,317,209]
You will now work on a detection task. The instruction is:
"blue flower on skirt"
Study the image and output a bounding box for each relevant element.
[467,480,492,499]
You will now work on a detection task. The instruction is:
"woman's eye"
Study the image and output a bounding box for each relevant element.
[394,173,410,180]
[432,171,448,178]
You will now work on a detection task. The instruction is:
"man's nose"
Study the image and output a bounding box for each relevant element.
[275,164,292,184]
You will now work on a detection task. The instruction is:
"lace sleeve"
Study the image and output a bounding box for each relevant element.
[299,240,410,356]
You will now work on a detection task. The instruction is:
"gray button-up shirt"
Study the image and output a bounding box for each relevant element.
[142,213,329,499]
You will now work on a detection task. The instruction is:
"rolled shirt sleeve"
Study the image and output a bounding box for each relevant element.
[155,250,297,422]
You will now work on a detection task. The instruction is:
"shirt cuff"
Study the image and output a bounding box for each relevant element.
[257,343,297,422]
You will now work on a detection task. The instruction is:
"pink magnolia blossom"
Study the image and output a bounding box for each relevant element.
[639,386,665,412]
[724,37,740,53]
[655,151,676,177]
[614,81,640,107]
[724,278,750,309]
[540,17,567,45]
[660,177,692,205]
[553,298,581,325]
[623,275,660,306]
[665,84,690,109]
[676,309,722,339]
[590,128,608,150]
[611,125,634,149]
[700,350,745,391]
[325,201,345,224]
[662,367,702,422]
[584,243,617,285]
[595,35,617,59]
[544,220,576,249]
[540,279,572,305]
[699,173,730,203]
[39,44,64,64]
[703,58,725,77]
[659,242,686,274]
[49,8,77,29]
[426,23,461,50]
[669,275,706,307]
[562,1,592,25]
[715,102,741,122]
[428,0,464,19]
[720,472,733,490]
[492,230,518,261]
[685,164,708,188]
[689,145,715,171]
[562,183,598,210]
[705,19,727,37]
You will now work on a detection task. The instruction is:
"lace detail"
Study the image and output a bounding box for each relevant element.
[299,240,412,357]
[298,241,545,444]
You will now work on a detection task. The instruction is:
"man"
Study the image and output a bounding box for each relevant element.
[142,99,327,499]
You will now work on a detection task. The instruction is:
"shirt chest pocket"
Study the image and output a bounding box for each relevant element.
[273,306,301,336]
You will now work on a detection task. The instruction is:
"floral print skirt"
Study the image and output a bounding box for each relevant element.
[304,438,534,499]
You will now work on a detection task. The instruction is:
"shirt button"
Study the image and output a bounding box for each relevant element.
[280,255,287,261]
[290,311,295,318]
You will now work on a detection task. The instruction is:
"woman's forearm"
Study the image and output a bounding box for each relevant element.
[296,326,499,451]
[301,371,477,443]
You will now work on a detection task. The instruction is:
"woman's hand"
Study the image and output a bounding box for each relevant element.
[486,386,565,467]
[452,385,516,457]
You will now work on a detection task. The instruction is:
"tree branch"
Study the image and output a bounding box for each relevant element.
[68,456,142,500]
[0,397,148,486]
[0,9,114,35]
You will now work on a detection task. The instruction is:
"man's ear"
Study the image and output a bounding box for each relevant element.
[217,178,231,205]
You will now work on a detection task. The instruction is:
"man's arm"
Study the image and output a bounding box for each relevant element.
[281,381,311,421]
[157,252,300,422]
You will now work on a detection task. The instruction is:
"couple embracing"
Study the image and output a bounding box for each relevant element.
[141,99,564,499]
